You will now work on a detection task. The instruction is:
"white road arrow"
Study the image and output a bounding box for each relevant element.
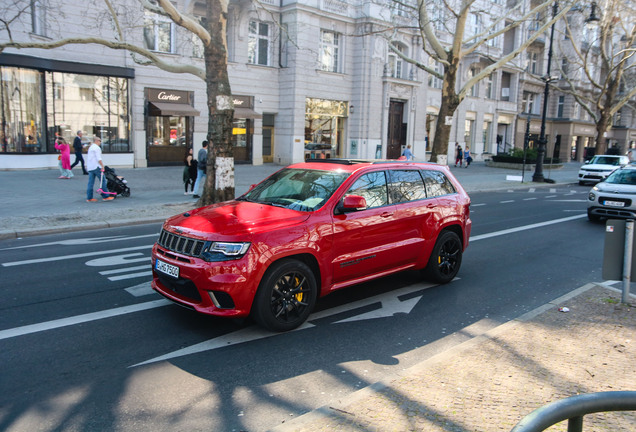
[334,295,423,324]
[130,282,436,367]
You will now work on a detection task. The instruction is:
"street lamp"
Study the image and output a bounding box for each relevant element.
[532,1,600,183]
[532,1,558,183]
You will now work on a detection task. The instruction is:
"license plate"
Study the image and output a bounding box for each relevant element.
[604,200,625,207]
[155,259,179,278]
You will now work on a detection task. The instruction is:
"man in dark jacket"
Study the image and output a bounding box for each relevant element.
[70,130,88,175]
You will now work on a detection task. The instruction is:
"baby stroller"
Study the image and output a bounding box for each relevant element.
[103,166,130,197]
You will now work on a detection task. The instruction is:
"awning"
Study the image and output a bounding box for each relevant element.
[148,102,200,116]
[234,107,263,119]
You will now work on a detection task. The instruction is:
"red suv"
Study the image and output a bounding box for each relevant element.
[151,159,471,331]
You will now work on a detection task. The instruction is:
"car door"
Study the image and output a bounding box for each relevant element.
[386,169,440,267]
[330,170,401,286]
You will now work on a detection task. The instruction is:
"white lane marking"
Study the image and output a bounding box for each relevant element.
[2,245,150,267]
[107,271,153,282]
[0,300,170,341]
[500,200,515,204]
[1,214,588,340]
[548,199,588,202]
[125,282,155,297]
[0,234,158,251]
[86,253,149,267]
[472,203,486,207]
[545,195,557,198]
[99,265,149,275]
[523,197,538,201]
[470,214,586,242]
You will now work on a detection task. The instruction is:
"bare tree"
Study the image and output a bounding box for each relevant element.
[0,0,234,205]
[376,0,571,162]
[558,0,636,154]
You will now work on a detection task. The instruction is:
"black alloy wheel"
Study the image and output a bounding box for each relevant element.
[253,259,317,332]
[424,230,463,284]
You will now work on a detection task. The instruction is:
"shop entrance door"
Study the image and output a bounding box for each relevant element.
[147,115,191,166]
[387,100,404,159]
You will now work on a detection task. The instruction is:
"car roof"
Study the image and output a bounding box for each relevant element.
[287,159,441,173]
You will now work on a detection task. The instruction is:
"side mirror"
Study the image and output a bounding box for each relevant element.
[336,194,367,214]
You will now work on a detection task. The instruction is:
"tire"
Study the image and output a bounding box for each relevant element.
[252,259,317,332]
[121,187,130,197]
[424,230,463,284]
[578,181,586,186]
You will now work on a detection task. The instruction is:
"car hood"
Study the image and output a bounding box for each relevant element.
[580,163,620,171]
[595,182,636,194]
[163,200,311,238]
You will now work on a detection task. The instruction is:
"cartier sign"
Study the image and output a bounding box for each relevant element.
[148,88,191,104]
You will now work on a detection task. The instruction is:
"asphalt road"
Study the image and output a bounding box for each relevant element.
[0,184,605,432]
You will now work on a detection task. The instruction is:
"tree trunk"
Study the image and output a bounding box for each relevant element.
[199,0,235,207]
[429,54,460,164]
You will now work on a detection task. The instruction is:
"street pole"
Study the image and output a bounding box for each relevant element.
[532,1,558,183]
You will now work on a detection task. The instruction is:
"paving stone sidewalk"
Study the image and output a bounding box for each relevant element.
[274,284,636,432]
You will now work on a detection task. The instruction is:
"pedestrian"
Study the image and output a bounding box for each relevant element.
[70,130,88,175]
[455,144,463,167]
[192,140,208,199]
[464,145,472,167]
[183,147,198,195]
[86,136,114,202]
[402,144,414,161]
[55,136,74,179]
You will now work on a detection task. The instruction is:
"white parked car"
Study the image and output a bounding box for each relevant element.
[578,155,629,185]
[587,164,636,222]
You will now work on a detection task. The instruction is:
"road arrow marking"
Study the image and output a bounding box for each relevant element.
[334,295,422,324]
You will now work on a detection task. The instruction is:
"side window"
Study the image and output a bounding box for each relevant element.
[346,171,388,209]
[388,170,427,203]
[422,171,456,197]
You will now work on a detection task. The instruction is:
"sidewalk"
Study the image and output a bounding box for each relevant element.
[0,160,581,239]
[273,283,635,432]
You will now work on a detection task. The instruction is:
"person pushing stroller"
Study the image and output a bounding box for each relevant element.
[86,137,115,202]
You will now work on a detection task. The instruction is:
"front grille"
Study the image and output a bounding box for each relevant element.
[158,275,202,303]
[158,228,206,257]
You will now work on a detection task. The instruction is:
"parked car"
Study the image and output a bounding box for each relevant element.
[151,159,472,331]
[587,164,636,222]
[578,155,629,185]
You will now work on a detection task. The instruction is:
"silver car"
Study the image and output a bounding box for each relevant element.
[587,165,636,222]
[578,155,629,185]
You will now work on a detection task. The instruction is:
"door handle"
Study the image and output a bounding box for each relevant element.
[381,212,394,218]
[427,203,437,209]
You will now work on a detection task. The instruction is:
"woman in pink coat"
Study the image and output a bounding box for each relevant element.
[55,137,74,179]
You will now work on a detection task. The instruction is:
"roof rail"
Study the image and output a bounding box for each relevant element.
[305,158,424,165]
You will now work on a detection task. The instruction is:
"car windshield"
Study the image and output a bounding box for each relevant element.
[238,168,350,212]
[605,169,636,185]
[590,156,621,165]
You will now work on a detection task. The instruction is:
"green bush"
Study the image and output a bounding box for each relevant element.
[492,147,560,164]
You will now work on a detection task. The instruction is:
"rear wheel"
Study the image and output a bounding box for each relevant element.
[424,230,463,284]
[252,259,317,332]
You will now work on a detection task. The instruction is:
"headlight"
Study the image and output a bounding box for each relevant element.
[201,242,251,262]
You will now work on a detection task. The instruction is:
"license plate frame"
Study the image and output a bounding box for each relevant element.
[155,259,179,278]
[604,200,625,207]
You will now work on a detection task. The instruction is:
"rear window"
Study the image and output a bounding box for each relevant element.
[422,171,456,197]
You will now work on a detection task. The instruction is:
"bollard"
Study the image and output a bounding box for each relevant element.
[623,220,633,304]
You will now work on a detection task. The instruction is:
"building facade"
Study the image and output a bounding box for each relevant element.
[1,0,634,170]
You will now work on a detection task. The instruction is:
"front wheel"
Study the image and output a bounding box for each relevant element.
[252,259,317,332]
[424,230,463,284]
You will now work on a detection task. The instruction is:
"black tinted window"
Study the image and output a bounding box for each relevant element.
[388,170,427,203]
[346,171,389,209]
[422,171,456,197]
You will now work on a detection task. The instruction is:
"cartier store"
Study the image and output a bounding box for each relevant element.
[145,87,200,166]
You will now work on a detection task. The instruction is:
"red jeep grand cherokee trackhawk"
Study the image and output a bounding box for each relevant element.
[151,159,471,331]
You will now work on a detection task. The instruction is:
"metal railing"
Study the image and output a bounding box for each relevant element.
[510,391,636,432]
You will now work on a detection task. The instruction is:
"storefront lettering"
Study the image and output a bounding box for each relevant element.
[157,92,182,101]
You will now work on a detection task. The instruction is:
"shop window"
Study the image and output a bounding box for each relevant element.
[46,72,130,153]
[144,11,175,53]
[0,67,43,153]
[305,98,348,159]
[248,21,271,66]
[320,30,341,73]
